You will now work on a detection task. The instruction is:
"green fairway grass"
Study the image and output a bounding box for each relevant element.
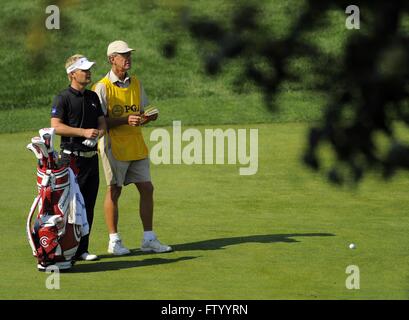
[0,91,326,133]
[1,123,409,299]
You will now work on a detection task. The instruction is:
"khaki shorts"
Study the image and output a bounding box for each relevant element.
[99,137,151,186]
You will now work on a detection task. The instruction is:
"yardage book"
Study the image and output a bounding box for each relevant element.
[144,106,159,118]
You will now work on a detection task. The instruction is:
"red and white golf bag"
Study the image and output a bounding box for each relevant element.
[26,128,89,271]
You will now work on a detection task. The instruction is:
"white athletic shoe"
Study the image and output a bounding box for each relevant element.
[78,252,99,261]
[141,238,173,253]
[108,240,130,256]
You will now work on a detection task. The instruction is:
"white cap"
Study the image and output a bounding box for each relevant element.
[66,57,95,74]
[107,40,135,56]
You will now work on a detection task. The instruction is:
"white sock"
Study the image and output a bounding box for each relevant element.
[109,233,121,242]
[144,231,156,241]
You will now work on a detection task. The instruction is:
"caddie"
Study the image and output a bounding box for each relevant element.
[93,40,172,255]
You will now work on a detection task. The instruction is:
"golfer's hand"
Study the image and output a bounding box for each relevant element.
[128,114,142,126]
[83,128,99,139]
[82,138,98,147]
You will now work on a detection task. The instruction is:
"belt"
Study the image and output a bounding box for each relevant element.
[62,150,97,158]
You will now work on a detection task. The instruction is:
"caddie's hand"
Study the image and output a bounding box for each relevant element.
[128,114,142,126]
[83,128,99,139]
[140,115,148,125]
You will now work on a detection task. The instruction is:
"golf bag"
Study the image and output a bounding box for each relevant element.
[26,128,88,271]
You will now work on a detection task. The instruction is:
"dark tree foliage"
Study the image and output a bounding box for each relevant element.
[161,0,409,185]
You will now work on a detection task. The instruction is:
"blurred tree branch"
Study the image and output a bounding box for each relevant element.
[159,0,409,184]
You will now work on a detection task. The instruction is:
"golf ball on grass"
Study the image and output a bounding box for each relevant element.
[349,243,356,249]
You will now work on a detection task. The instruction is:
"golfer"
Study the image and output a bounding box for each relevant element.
[93,40,172,255]
[51,54,106,261]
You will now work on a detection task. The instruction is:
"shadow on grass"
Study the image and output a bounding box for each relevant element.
[171,233,335,251]
[70,256,197,273]
[69,233,333,273]
[97,232,335,260]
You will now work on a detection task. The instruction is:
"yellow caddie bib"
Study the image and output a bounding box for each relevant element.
[94,76,148,161]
